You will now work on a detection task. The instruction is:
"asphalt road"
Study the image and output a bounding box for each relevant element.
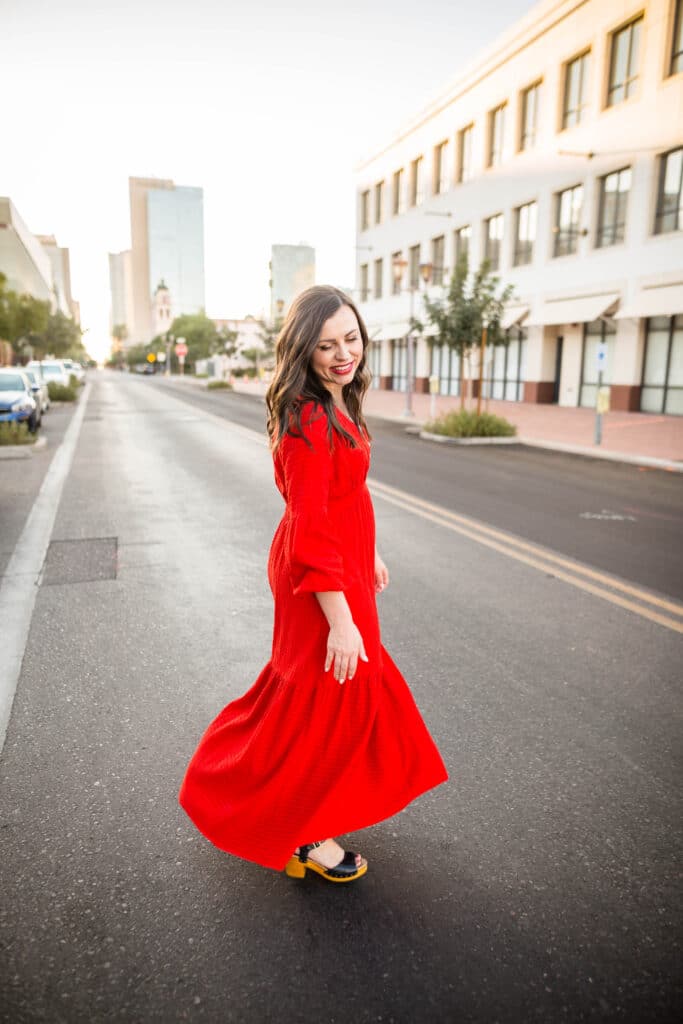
[0,371,681,1023]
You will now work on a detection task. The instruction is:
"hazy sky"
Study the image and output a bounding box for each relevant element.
[3,0,536,358]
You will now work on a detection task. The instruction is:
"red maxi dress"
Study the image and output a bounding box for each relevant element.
[179,401,448,870]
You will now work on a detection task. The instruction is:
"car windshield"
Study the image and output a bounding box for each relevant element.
[41,364,63,376]
[24,371,38,384]
[0,374,25,391]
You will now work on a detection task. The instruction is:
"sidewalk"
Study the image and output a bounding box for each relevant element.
[219,378,683,471]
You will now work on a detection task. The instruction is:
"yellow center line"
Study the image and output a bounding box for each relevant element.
[368,480,683,635]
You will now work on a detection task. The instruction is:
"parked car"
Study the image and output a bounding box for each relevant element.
[0,368,39,432]
[22,367,50,413]
[62,359,85,384]
[27,360,71,387]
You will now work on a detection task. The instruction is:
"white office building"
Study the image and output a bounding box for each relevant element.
[355,0,683,414]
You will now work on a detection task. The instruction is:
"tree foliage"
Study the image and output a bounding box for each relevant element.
[0,272,84,360]
[411,256,514,409]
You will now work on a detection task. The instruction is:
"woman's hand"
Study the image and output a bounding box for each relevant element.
[374,550,389,594]
[324,618,369,684]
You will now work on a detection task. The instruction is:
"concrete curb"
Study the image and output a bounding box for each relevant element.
[0,435,47,460]
[419,430,519,446]
[517,437,683,473]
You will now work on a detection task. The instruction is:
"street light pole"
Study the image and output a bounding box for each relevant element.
[392,257,433,417]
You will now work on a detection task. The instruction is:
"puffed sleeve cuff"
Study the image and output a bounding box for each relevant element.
[287,514,346,595]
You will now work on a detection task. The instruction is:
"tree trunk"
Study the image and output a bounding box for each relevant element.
[459,347,466,410]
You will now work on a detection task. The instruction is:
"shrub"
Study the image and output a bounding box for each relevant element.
[232,367,246,378]
[207,380,233,390]
[424,409,517,438]
[0,421,35,445]
[47,381,77,402]
[194,372,209,379]
[69,373,80,389]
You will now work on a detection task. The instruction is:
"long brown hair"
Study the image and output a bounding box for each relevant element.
[265,285,372,451]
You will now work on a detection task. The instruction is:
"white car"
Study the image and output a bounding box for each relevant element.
[27,360,71,387]
[0,368,39,432]
[22,367,50,413]
[62,359,85,384]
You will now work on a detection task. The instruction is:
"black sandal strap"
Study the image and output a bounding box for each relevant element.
[324,851,362,878]
[297,840,325,863]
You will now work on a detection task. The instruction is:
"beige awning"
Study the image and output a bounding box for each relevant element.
[615,283,683,320]
[374,322,410,341]
[501,304,530,330]
[527,292,620,327]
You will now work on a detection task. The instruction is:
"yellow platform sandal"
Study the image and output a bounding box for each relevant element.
[284,840,368,883]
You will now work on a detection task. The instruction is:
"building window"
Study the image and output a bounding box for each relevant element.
[554,184,583,256]
[488,104,506,167]
[579,319,617,407]
[486,326,527,401]
[433,140,449,195]
[562,50,590,129]
[641,315,683,414]
[373,257,383,299]
[520,82,541,151]
[457,124,474,182]
[392,168,405,215]
[654,147,683,234]
[409,244,420,288]
[597,167,631,247]
[430,342,461,396]
[374,181,384,225]
[431,235,445,285]
[454,225,471,267]
[368,341,382,389]
[391,250,402,295]
[484,213,504,270]
[409,157,424,206]
[607,16,643,106]
[391,337,408,391]
[359,263,369,302]
[514,202,537,266]
[360,191,370,231]
[671,0,683,75]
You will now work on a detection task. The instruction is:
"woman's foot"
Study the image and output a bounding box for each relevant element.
[294,838,365,871]
[285,837,368,882]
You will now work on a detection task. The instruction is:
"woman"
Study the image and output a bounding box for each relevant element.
[179,285,448,883]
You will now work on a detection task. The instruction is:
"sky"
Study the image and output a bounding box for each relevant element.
[3,0,537,361]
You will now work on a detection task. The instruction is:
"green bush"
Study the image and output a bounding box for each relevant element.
[232,367,246,378]
[0,421,35,445]
[194,372,209,379]
[207,380,233,390]
[47,381,77,402]
[424,409,517,438]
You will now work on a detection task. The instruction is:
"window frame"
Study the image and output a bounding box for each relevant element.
[457,123,475,182]
[360,190,370,231]
[640,314,683,413]
[391,250,402,295]
[561,49,590,130]
[487,104,506,168]
[520,80,541,151]
[374,180,384,226]
[433,140,449,196]
[484,212,504,270]
[553,183,584,257]
[596,166,631,247]
[373,257,383,300]
[392,168,405,216]
[409,156,424,207]
[606,14,644,108]
[359,263,369,302]
[408,244,421,289]
[513,201,537,266]
[654,146,683,234]
[453,225,471,268]
[431,235,445,286]
[670,0,683,75]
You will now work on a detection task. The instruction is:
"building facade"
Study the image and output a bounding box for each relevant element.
[108,249,135,345]
[0,198,55,305]
[128,177,205,345]
[355,0,683,414]
[269,244,315,321]
[36,235,78,320]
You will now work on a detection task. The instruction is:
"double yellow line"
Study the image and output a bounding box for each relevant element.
[368,478,683,635]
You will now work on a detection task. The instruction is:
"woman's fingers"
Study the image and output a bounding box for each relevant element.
[360,638,369,662]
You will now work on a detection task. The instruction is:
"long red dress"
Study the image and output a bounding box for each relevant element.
[179,400,448,870]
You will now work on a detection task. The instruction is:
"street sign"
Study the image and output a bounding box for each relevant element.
[175,342,188,358]
[146,353,156,363]
[597,386,611,414]
[596,342,607,371]
[429,375,440,395]
[157,351,166,363]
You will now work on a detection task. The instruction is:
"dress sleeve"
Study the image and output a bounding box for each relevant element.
[280,412,345,595]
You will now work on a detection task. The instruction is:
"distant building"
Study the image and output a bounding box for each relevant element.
[0,197,55,305]
[36,235,78,320]
[108,249,135,345]
[128,176,205,344]
[195,316,266,378]
[356,0,683,414]
[152,279,173,338]
[269,244,315,321]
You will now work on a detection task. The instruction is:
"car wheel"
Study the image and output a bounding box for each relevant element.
[28,413,38,434]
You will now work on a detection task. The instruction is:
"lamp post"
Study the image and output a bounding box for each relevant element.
[391,256,433,416]
[476,316,488,416]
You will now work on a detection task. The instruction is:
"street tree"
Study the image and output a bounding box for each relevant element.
[412,255,514,411]
[0,273,50,359]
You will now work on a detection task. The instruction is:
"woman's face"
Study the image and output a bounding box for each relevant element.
[310,304,364,394]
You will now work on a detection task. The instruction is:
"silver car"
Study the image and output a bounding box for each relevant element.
[22,367,50,413]
[27,360,71,387]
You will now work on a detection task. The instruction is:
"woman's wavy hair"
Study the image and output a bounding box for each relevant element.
[265,285,372,451]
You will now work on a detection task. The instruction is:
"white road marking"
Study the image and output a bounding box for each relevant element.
[0,383,91,753]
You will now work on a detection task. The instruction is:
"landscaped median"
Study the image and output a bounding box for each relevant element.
[420,409,518,446]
